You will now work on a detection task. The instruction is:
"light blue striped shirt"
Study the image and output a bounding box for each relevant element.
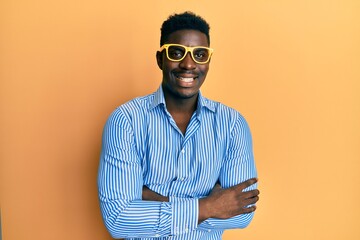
[98,86,257,240]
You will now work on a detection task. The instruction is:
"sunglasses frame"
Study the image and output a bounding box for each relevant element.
[159,44,214,64]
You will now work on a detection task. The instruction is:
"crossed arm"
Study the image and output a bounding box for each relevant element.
[143,178,260,224]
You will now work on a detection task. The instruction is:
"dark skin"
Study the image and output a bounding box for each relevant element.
[143,179,259,223]
[145,29,260,223]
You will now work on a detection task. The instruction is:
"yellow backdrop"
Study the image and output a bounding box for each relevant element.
[1,1,359,240]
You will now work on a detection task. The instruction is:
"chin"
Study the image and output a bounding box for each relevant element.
[177,90,199,99]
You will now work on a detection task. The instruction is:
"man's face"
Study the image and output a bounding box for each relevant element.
[157,29,210,100]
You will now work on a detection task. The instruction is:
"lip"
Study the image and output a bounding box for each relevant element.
[174,72,198,79]
[174,73,198,87]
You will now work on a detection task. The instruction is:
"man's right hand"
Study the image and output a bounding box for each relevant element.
[198,178,259,223]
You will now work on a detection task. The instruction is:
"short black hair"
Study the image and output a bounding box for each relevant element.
[160,11,210,46]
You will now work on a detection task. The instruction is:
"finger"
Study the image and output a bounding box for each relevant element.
[236,178,258,190]
[241,205,257,214]
[242,189,260,199]
[243,195,259,206]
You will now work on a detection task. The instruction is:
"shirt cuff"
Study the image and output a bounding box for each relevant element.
[170,197,199,235]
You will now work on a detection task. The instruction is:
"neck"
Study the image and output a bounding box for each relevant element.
[163,91,198,114]
[163,91,198,135]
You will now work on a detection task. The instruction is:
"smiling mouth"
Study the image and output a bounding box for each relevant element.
[175,73,198,82]
[178,76,195,83]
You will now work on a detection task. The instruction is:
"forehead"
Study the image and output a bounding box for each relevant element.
[166,29,209,47]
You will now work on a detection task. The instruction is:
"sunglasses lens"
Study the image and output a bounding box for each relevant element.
[167,45,186,60]
[193,48,210,63]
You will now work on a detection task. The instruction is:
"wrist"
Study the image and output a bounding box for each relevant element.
[142,186,169,202]
[159,195,169,202]
[198,197,211,223]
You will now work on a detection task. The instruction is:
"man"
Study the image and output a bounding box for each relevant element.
[98,11,259,239]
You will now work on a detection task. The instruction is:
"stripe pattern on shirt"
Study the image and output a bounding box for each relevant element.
[98,86,257,239]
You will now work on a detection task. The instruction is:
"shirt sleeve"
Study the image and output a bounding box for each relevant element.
[97,109,199,238]
[197,114,258,231]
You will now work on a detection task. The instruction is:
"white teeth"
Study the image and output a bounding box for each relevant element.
[179,77,194,82]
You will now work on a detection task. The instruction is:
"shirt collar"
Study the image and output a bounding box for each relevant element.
[149,86,216,114]
[149,86,166,110]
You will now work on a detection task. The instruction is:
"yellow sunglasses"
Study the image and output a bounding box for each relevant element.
[159,44,214,64]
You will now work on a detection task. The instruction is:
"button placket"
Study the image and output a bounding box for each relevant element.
[177,146,187,182]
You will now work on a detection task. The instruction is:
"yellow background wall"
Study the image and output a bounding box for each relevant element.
[1,1,359,239]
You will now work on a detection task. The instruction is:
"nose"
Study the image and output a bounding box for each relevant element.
[179,52,196,69]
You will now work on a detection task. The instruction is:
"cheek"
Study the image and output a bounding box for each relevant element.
[199,65,209,77]
[163,62,178,75]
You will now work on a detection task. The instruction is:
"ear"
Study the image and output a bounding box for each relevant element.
[156,51,163,70]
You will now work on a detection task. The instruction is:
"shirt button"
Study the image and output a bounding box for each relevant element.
[207,229,211,232]
[155,234,160,237]
[181,149,185,153]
